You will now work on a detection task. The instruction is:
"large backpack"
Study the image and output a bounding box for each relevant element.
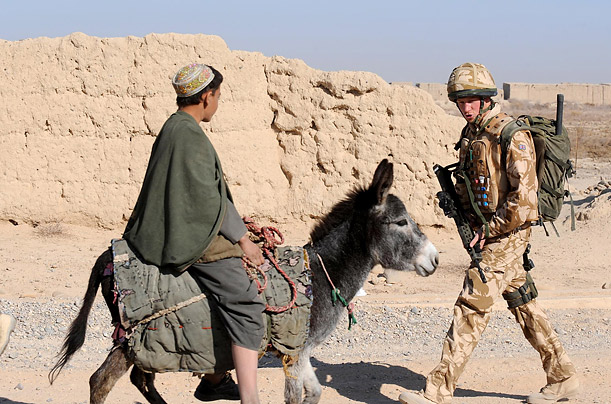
[500,115,576,235]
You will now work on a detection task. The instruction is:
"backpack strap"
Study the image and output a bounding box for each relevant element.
[567,181,576,231]
[499,117,530,169]
[483,112,514,136]
[545,149,573,171]
[454,124,469,151]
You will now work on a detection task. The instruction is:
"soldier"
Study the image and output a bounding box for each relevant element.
[399,63,580,404]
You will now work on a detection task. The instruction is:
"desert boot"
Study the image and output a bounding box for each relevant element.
[399,390,437,404]
[527,375,581,403]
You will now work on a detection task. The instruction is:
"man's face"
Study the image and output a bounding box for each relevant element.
[456,96,490,123]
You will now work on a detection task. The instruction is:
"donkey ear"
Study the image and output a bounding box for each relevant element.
[370,159,394,204]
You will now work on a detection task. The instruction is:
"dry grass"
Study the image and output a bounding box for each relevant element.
[440,100,611,159]
[34,222,66,238]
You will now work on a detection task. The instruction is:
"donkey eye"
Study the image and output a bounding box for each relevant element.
[395,219,408,226]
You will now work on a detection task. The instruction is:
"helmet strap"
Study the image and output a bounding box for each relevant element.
[474,98,495,127]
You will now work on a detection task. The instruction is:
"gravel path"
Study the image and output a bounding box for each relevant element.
[2,297,609,372]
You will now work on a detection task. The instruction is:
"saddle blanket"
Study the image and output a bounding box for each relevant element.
[111,239,312,374]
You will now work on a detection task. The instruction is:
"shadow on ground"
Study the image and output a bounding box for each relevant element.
[309,358,526,404]
[0,398,32,404]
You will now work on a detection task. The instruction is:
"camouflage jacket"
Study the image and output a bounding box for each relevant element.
[455,104,539,238]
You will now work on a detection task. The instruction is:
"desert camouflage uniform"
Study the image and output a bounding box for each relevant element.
[423,105,577,404]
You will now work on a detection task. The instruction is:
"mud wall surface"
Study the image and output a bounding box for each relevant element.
[503,82,611,105]
[0,33,463,229]
[413,81,608,106]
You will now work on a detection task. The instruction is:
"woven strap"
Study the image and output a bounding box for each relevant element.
[503,272,538,309]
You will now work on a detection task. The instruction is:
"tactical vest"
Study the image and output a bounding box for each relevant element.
[458,113,513,216]
[457,112,539,230]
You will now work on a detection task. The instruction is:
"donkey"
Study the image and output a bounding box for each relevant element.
[49,159,439,404]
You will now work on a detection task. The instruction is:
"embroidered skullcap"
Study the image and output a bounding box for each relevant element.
[172,63,215,97]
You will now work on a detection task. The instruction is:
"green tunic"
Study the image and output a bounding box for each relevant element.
[124,111,227,272]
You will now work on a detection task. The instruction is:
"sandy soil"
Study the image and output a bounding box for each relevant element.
[1,158,610,404]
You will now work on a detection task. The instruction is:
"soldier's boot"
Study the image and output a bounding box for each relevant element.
[0,313,16,355]
[527,374,581,403]
[399,390,438,404]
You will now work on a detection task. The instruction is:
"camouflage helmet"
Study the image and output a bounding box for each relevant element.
[447,62,497,101]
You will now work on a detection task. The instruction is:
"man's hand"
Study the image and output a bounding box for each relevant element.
[469,227,486,250]
[238,234,264,266]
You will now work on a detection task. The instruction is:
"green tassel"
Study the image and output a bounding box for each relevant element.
[331,288,348,307]
[336,293,348,307]
[348,313,357,330]
[331,288,357,330]
[331,289,338,306]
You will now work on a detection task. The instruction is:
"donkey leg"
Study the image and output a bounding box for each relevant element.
[89,346,133,404]
[300,351,322,404]
[130,366,168,404]
[284,358,305,404]
[284,347,322,404]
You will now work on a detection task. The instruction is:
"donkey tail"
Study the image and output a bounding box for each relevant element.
[49,248,112,384]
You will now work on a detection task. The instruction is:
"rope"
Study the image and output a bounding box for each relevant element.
[133,293,209,328]
[242,217,298,314]
[315,253,357,330]
[108,251,209,337]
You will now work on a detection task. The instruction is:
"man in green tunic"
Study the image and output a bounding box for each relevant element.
[124,63,265,404]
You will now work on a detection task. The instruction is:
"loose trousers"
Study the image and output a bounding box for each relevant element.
[190,257,265,351]
[424,228,576,404]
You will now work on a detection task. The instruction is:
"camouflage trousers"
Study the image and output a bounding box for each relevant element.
[424,228,576,404]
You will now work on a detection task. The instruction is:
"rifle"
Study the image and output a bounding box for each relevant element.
[433,163,487,283]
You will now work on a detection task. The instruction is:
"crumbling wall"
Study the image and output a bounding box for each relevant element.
[0,33,463,229]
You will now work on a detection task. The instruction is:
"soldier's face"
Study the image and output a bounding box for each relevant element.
[456,97,490,123]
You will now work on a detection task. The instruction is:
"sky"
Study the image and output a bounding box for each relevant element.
[1,0,609,86]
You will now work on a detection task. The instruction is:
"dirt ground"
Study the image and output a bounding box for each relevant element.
[1,157,610,403]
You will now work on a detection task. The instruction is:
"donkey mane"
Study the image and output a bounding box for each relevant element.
[309,185,377,243]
